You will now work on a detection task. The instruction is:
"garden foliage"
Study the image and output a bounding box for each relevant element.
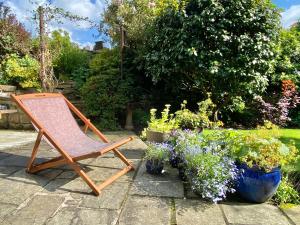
[144,0,281,117]
[0,3,31,59]
[0,54,40,88]
[81,48,132,130]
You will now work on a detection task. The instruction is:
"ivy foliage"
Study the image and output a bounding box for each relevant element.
[144,0,281,113]
[81,48,133,130]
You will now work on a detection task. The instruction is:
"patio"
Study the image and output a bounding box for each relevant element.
[0,130,299,225]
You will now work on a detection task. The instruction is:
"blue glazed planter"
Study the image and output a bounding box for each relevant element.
[236,163,281,203]
[146,160,164,175]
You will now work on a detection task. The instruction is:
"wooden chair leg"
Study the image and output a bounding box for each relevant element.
[27,130,43,172]
[112,148,134,169]
[29,156,66,173]
[97,165,134,192]
[70,162,101,195]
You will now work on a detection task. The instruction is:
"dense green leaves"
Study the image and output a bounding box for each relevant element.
[81,48,132,130]
[144,0,281,114]
[0,54,40,88]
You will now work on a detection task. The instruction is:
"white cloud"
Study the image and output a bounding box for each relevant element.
[50,0,104,29]
[281,5,300,28]
[3,0,104,44]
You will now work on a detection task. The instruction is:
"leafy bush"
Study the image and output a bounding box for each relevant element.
[71,67,89,92]
[228,124,298,172]
[50,30,90,79]
[273,176,300,205]
[133,108,150,130]
[81,48,132,130]
[0,3,31,59]
[175,99,218,129]
[144,0,281,117]
[1,54,40,88]
[255,80,300,126]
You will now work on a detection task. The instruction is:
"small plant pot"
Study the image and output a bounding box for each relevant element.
[236,163,281,203]
[170,155,180,168]
[146,130,170,143]
[178,165,187,181]
[146,160,164,175]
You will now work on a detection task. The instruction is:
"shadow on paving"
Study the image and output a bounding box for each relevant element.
[0,140,145,196]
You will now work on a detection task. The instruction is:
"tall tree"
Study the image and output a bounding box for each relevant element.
[30,0,90,91]
[144,0,281,115]
[0,3,31,59]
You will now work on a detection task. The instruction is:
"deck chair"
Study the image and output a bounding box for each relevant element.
[11,93,134,196]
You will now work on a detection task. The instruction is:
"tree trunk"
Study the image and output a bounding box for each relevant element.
[38,6,47,91]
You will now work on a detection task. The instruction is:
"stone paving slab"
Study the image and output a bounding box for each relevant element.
[80,181,131,210]
[282,206,300,225]
[220,202,291,225]
[0,169,61,205]
[176,199,226,225]
[118,195,170,225]
[43,178,91,196]
[2,194,64,225]
[0,130,299,225]
[47,206,119,225]
[0,203,18,221]
[0,130,37,150]
[130,180,184,198]
[129,161,184,198]
[87,157,141,170]
[135,161,181,182]
[85,166,135,183]
[0,166,21,177]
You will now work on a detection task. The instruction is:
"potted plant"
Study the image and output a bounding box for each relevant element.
[175,100,203,132]
[229,125,298,203]
[143,104,178,143]
[144,142,170,175]
[183,130,239,202]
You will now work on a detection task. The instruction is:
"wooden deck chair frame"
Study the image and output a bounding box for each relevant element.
[11,93,135,196]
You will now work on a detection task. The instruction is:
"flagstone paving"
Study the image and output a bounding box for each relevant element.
[0,130,299,225]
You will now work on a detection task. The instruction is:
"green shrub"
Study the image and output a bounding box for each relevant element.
[273,176,300,205]
[133,108,150,130]
[1,54,40,88]
[81,48,132,130]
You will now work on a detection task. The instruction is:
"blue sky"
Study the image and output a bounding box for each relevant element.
[3,0,300,49]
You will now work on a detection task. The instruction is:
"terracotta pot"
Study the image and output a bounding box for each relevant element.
[146,130,170,143]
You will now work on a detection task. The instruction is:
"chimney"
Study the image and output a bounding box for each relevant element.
[93,41,104,51]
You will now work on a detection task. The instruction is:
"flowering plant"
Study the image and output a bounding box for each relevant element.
[144,142,171,162]
[169,130,238,202]
[147,104,179,132]
[141,104,179,140]
[183,131,239,203]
